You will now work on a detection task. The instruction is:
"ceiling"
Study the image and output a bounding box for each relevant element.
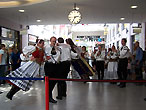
[0,0,146,25]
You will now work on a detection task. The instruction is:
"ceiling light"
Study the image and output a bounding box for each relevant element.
[0,0,50,8]
[120,17,125,20]
[19,10,25,13]
[37,20,41,22]
[131,5,138,9]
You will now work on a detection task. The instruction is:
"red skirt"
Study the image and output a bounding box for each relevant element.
[6,80,19,88]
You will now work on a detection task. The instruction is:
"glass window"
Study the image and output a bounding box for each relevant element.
[28,34,38,45]
[1,28,15,38]
[135,34,140,42]
[1,40,14,48]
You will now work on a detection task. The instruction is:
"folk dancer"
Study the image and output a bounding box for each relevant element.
[6,39,45,100]
[44,36,61,103]
[56,37,77,100]
[67,38,94,79]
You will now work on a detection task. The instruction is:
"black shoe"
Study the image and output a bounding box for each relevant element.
[6,93,12,100]
[112,82,117,84]
[62,94,67,97]
[119,84,126,88]
[49,98,57,103]
[84,81,87,84]
[56,96,62,100]
[6,86,20,100]
[110,82,115,84]
[144,98,146,101]
[117,83,121,86]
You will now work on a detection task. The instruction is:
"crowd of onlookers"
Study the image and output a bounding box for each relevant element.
[89,40,145,84]
[1,40,146,85]
[69,39,146,86]
[0,44,21,85]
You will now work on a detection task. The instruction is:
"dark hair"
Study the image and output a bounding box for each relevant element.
[50,36,56,41]
[122,38,127,43]
[58,37,64,43]
[66,38,77,53]
[112,45,116,50]
[67,38,75,46]
[108,48,112,52]
[0,44,5,49]
[135,41,139,45]
[66,39,69,44]
[36,39,44,44]
[82,46,86,50]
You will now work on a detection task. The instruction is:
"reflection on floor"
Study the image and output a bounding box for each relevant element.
[0,80,146,110]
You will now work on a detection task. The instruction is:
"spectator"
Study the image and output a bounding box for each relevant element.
[94,45,105,80]
[81,46,89,63]
[117,38,129,88]
[106,46,118,81]
[0,44,7,84]
[134,41,143,80]
[10,48,21,71]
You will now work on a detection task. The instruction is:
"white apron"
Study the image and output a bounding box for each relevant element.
[8,61,40,91]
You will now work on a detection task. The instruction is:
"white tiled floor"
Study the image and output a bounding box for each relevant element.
[0,80,146,110]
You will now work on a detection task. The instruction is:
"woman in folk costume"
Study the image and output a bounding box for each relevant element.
[20,45,36,66]
[106,45,118,80]
[66,38,95,79]
[6,39,45,100]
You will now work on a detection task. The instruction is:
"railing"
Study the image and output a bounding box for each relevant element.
[0,63,146,110]
[1,77,146,110]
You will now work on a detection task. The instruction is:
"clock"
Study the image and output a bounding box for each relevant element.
[68,9,82,24]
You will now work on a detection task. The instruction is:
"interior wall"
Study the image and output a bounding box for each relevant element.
[0,17,21,31]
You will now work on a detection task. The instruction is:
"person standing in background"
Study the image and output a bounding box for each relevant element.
[0,44,7,84]
[134,41,143,80]
[81,46,89,63]
[106,45,118,81]
[91,47,97,72]
[117,38,129,88]
[10,48,21,71]
[94,45,105,80]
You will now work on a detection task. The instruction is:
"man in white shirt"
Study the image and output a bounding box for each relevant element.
[117,38,129,88]
[56,37,77,100]
[94,45,105,80]
[44,36,61,103]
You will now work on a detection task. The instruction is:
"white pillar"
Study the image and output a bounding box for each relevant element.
[21,30,28,49]
[141,23,146,50]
